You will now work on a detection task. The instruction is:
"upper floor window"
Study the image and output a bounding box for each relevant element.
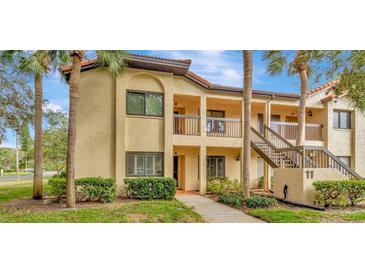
[333,110,351,129]
[127,91,163,117]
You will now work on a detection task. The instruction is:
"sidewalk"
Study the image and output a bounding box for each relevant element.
[175,193,265,223]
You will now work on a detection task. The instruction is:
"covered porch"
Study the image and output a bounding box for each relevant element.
[173,145,262,193]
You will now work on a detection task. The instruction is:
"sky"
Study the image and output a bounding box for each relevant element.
[1,50,328,148]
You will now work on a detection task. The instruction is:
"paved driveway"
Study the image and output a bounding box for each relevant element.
[176,193,265,223]
[0,171,57,183]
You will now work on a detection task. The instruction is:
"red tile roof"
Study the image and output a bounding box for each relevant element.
[60,53,341,102]
[61,53,192,73]
[307,80,340,97]
[321,93,338,103]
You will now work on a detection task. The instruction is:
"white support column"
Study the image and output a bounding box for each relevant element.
[200,96,207,137]
[164,79,174,178]
[199,145,207,194]
[263,100,272,190]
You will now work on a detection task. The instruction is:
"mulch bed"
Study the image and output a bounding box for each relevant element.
[4,196,137,213]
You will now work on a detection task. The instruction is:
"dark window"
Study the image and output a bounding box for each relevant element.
[207,156,225,177]
[333,111,351,129]
[127,91,163,117]
[126,152,164,177]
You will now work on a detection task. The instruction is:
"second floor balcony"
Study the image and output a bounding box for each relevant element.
[173,115,323,141]
[270,121,323,141]
[173,114,241,138]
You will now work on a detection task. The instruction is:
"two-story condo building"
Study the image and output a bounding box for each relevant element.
[61,54,365,205]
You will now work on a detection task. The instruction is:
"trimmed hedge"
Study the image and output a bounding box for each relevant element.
[313,180,365,207]
[124,177,176,200]
[207,176,242,195]
[245,195,278,208]
[48,177,116,203]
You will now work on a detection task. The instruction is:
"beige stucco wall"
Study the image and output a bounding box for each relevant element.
[273,168,348,205]
[75,69,115,179]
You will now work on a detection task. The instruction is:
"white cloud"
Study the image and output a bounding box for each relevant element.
[43,102,65,113]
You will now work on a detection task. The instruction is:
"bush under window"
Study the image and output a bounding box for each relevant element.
[124,177,176,200]
[207,176,242,195]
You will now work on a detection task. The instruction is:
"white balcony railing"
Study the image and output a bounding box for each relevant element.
[173,114,200,136]
[206,117,241,138]
[271,121,323,141]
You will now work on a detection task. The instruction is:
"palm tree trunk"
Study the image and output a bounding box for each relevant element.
[33,74,43,199]
[243,50,253,198]
[15,131,19,180]
[66,51,83,208]
[296,69,308,146]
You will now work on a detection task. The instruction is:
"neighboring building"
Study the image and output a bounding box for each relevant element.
[61,54,365,205]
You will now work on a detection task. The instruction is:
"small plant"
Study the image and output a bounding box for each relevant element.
[48,177,67,201]
[207,177,242,195]
[245,195,277,208]
[124,177,176,200]
[218,193,243,208]
[257,176,264,188]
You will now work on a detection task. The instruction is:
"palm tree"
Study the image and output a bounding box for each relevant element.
[262,51,326,146]
[243,50,252,198]
[65,50,127,208]
[2,50,69,199]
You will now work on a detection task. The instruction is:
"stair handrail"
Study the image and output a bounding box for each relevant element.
[264,125,293,149]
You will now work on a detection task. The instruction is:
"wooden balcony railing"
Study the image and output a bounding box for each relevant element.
[271,122,323,141]
[173,114,200,136]
[206,117,241,138]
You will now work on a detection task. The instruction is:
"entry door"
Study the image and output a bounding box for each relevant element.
[173,156,179,187]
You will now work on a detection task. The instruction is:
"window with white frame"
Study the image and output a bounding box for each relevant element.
[333,110,351,129]
[207,156,225,177]
[126,152,163,176]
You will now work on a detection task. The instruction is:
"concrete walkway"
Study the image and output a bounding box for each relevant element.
[176,193,265,223]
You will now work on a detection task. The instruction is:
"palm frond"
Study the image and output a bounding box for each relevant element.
[262,50,287,76]
[95,50,128,77]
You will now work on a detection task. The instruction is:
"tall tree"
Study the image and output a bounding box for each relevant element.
[243,50,252,198]
[1,50,69,198]
[65,50,127,208]
[43,107,68,175]
[262,51,334,146]
[20,124,32,174]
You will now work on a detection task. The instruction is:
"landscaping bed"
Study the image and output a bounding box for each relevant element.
[206,177,365,223]
[0,179,203,223]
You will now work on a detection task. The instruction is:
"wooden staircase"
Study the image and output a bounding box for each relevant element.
[250,125,362,180]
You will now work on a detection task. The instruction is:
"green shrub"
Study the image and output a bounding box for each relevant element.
[245,195,278,208]
[218,193,243,208]
[48,177,67,201]
[48,177,116,203]
[207,177,242,195]
[76,177,116,203]
[124,177,176,200]
[313,180,365,207]
[258,176,264,188]
[53,171,66,178]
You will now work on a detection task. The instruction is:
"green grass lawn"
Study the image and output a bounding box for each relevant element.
[0,180,203,223]
[247,208,365,223]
